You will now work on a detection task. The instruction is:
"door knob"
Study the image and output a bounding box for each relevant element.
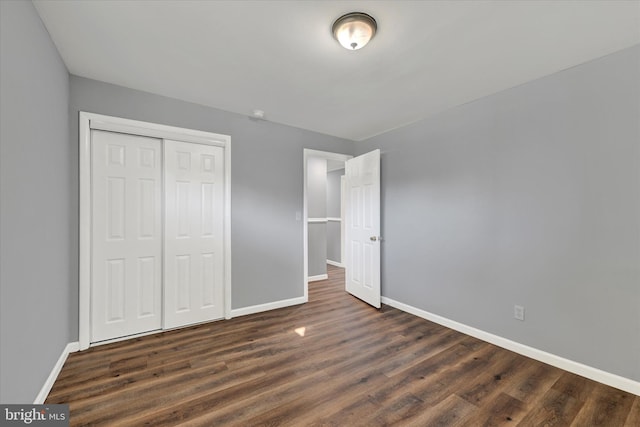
[370,236,378,241]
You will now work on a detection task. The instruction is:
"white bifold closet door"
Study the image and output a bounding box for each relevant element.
[91,130,163,342]
[164,140,224,329]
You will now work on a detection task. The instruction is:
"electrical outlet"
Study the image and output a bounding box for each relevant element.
[514,305,525,321]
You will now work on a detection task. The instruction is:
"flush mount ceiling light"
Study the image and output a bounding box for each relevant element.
[332,12,377,50]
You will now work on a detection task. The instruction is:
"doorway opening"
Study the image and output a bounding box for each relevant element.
[302,149,352,301]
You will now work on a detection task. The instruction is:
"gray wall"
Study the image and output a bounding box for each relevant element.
[0,0,72,403]
[327,169,344,263]
[307,157,327,276]
[307,157,327,218]
[355,45,640,381]
[326,222,341,264]
[326,169,343,218]
[308,224,328,277]
[69,76,353,322]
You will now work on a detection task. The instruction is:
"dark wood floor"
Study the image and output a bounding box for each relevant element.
[48,265,639,426]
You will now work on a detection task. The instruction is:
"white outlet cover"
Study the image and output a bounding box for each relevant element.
[514,305,525,321]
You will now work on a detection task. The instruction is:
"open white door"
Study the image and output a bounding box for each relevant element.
[344,149,381,308]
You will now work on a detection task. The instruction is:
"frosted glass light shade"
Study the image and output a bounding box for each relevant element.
[332,12,377,50]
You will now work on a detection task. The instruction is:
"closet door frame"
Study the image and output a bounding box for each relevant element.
[79,112,231,351]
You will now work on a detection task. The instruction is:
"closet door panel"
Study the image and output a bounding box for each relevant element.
[91,130,163,342]
[164,140,224,328]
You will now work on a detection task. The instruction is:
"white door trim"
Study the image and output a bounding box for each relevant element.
[302,149,352,301]
[340,175,346,269]
[79,112,231,350]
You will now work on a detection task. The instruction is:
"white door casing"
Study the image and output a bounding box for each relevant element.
[164,140,225,328]
[345,149,381,308]
[91,130,163,342]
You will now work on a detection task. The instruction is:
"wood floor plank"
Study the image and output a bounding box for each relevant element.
[399,341,501,406]
[176,367,334,426]
[516,373,593,427]
[241,372,391,427]
[460,392,527,427]
[310,398,382,427]
[457,350,525,405]
[46,265,639,426]
[501,358,564,405]
[624,396,640,425]
[516,388,583,426]
[381,328,467,378]
[364,392,426,426]
[570,382,635,426]
[397,393,477,426]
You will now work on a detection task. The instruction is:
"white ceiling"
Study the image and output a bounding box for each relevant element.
[33,1,640,141]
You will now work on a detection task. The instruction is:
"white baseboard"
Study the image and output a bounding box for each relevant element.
[230,296,306,318]
[308,274,328,282]
[326,260,344,268]
[381,297,640,396]
[34,342,80,404]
